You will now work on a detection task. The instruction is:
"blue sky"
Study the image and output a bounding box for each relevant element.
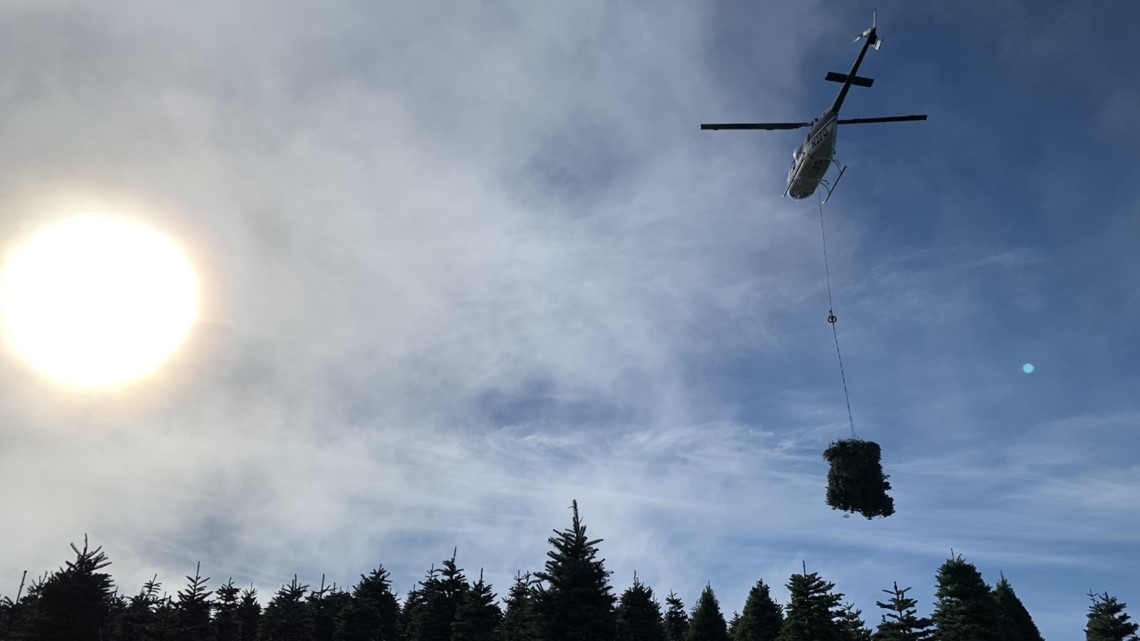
[1,1,1138,639]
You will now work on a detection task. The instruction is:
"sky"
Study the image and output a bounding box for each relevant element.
[0,1,1138,638]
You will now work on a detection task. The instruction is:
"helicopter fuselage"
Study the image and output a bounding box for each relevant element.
[786,110,838,200]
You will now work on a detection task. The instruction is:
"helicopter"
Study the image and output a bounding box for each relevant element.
[701,11,927,203]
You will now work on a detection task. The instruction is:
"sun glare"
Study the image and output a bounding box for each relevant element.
[1,216,198,388]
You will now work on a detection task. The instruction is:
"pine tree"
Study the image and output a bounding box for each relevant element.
[1086,592,1140,641]
[173,562,213,640]
[665,592,690,641]
[931,555,999,641]
[31,536,117,641]
[257,576,313,641]
[214,578,243,641]
[309,576,351,641]
[407,551,471,641]
[776,569,845,641]
[501,572,540,641]
[336,565,403,641]
[615,575,666,641]
[452,570,502,641]
[686,584,729,641]
[534,500,616,641]
[116,575,164,641]
[728,613,741,641]
[238,586,262,641]
[735,580,783,641]
[837,603,872,641]
[993,575,1043,641]
[872,582,931,641]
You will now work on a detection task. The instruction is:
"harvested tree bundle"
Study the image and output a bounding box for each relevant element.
[823,439,895,519]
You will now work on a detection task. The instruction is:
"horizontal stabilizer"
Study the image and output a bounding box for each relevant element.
[825,71,874,87]
[701,122,810,131]
[836,114,928,125]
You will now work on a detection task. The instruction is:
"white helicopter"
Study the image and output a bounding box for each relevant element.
[701,11,927,203]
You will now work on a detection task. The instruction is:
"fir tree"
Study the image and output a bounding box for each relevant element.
[31,536,117,641]
[728,613,741,641]
[501,572,540,641]
[309,576,351,641]
[931,555,999,641]
[257,576,313,641]
[1086,592,1140,641]
[872,582,931,641]
[534,500,616,641]
[214,578,243,641]
[776,569,845,641]
[993,575,1043,641]
[173,562,213,640]
[451,570,502,641]
[116,575,164,641]
[686,584,729,641]
[665,592,690,641]
[837,603,872,641]
[238,586,262,641]
[407,551,471,641]
[336,565,403,641]
[735,580,783,641]
[615,575,666,641]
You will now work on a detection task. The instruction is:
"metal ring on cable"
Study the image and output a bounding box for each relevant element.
[827,312,838,324]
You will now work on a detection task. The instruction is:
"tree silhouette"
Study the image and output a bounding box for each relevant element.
[406,551,470,641]
[776,568,845,641]
[872,582,931,641]
[336,565,402,641]
[993,575,1043,641]
[664,592,690,641]
[534,500,616,641]
[686,584,729,641]
[30,536,117,641]
[837,603,872,641]
[1086,592,1140,641]
[501,571,540,641]
[451,569,502,641]
[257,575,313,641]
[615,574,666,641]
[172,562,213,640]
[932,555,999,641]
[734,580,783,641]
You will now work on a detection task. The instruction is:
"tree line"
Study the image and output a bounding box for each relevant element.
[0,501,1135,641]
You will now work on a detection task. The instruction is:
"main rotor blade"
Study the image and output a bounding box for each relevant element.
[701,122,811,130]
[836,114,928,125]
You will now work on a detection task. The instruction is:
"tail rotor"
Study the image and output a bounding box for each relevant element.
[854,9,882,50]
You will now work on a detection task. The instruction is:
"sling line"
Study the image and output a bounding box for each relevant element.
[818,195,857,440]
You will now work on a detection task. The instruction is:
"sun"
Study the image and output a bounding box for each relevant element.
[1,215,199,388]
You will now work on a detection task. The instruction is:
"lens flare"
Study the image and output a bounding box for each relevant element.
[1022,363,1035,374]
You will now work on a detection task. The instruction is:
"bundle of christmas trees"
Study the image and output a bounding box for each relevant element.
[823,438,894,519]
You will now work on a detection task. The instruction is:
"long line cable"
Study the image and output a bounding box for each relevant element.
[818,195,857,440]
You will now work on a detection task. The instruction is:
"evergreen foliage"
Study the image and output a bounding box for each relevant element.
[615,575,666,641]
[215,578,244,641]
[686,584,729,641]
[837,603,872,641]
[665,592,691,641]
[776,569,845,641]
[932,555,999,641]
[30,537,117,641]
[993,575,1043,641]
[734,580,783,641]
[406,551,470,641]
[308,576,350,641]
[173,562,213,640]
[451,570,502,641]
[534,500,616,641]
[823,439,894,519]
[257,575,313,641]
[501,572,541,641]
[238,586,262,641]
[336,565,402,641]
[1086,592,1140,641]
[872,582,931,641]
